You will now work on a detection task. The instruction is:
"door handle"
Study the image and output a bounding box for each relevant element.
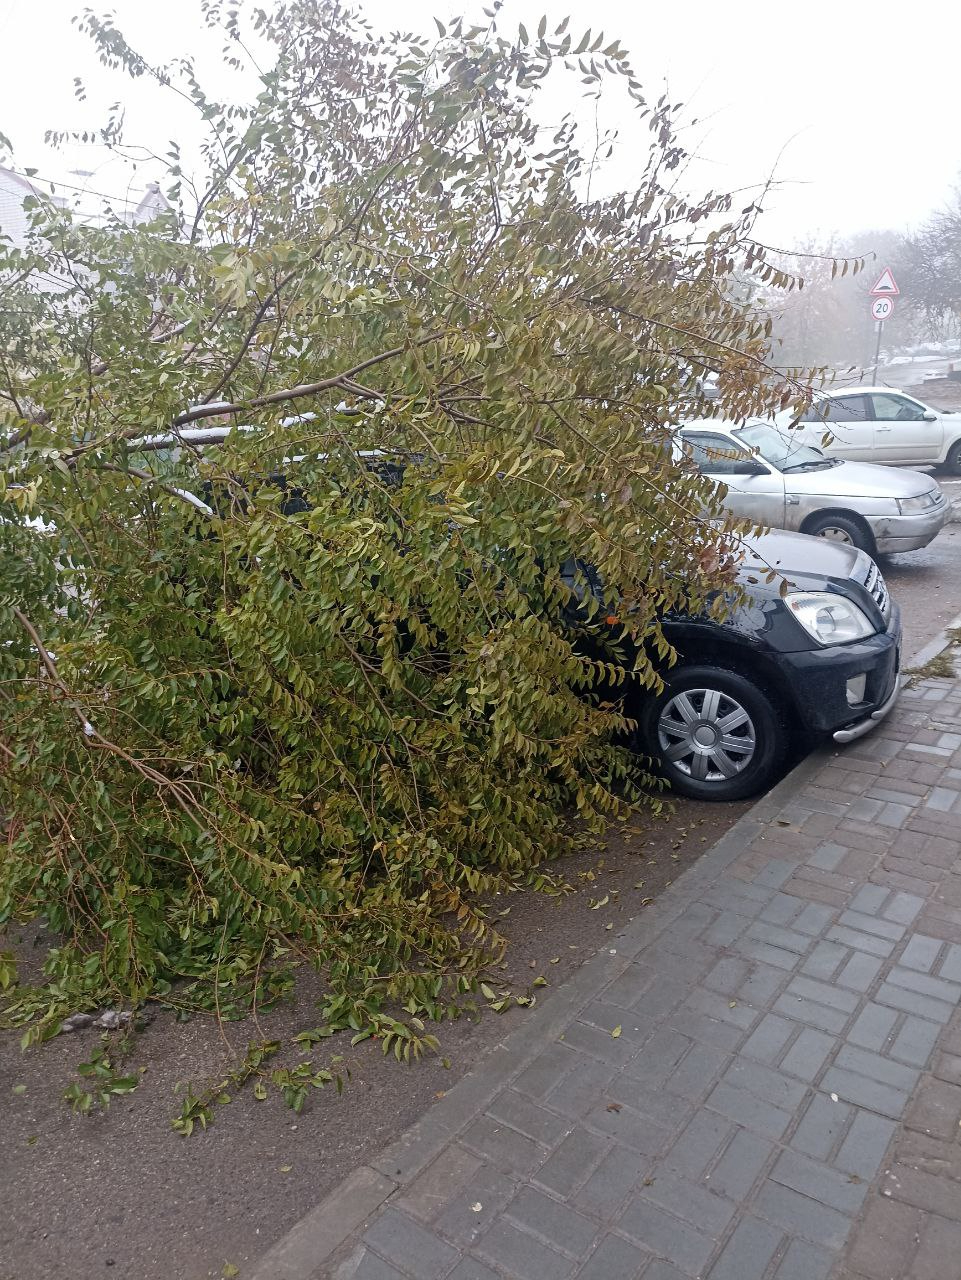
[877,427,892,432]
[786,495,799,505]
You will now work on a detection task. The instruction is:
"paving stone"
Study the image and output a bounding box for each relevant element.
[486,1091,575,1147]
[759,893,805,926]
[882,1161,961,1219]
[434,1168,519,1248]
[580,1095,673,1156]
[883,892,926,926]
[394,1145,483,1222]
[363,1210,460,1279]
[662,1111,732,1180]
[779,1027,836,1082]
[749,921,814,954]
[794,902,837,935]
[669,1010,748,1055]
[876,980,956,1024]
[770,1149,868,1213]
[514,1044,580,1101]
[616,1198,715,1277]
[734,937,805,972]
[820,1066,910,1119]
[754,1181,853,1248]
[559,1020,641,1067]
[910,1213,961,1280]
[573,1146,650,1217]
[846,1001,899,1052]
[476,1218,576,1280]
[704,1216,782,1280]
[573,1234,649,1280]
[835,1043,922,1093]
[504,1186,598,1259]
[532,1127,608,1198]
[722,1058,808,1111]
[904,1078,961,1140]
[900,931,941,967]
[787,974,861,1014]
[801,939,848,981]
[447,1259,502,1280]
[625,1028,691,1088]
[827,924,896,958]
[850,884,890,915]
[839,1192,926,1280]
[681,987,760,1031]
[741,1013,796,1065]
[660,1042,731,1105]
[940,943,961,984]
[839,909,906,942]
[706,1080,793,1140]
[638,1170,735,1237]
[808,842,847,871]
[834,1110,897,1180]
[347,1250,409,1280]
[887,964,961,1005]
[546,1055,618,1120]
[773,991,850,1035]
[790,1092,851,1160]
[836,950,884,993]
[706,1129,772,1201]
[773,1238,834,1280]
[461,1115,548,1177]
[641,1264,688,1280]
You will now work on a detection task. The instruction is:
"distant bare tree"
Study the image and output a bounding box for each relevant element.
[899,185,961,331]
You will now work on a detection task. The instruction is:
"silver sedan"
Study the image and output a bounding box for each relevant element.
[677,420,949,554]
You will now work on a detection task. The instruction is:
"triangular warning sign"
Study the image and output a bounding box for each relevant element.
[870,268,899,296]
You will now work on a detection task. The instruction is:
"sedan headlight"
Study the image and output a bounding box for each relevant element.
[897,491,940,514]
[785,592,876,645]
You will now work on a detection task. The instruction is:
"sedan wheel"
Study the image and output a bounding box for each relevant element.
[803,513,871,552]
[639,665,789,801]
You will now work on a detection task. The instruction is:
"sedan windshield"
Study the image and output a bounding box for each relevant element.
[735,424,836,473]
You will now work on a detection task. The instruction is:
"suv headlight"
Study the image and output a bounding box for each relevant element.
[785,592,876,645]
[897,492,939,514]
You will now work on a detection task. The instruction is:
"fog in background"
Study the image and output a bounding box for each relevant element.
[1,0,958,372]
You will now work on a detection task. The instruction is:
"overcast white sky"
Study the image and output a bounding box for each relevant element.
[0,0,957,250]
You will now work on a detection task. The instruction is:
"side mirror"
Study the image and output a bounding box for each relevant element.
[922,411,938,422]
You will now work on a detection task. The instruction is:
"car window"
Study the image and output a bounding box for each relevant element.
[736,424,823,471]
[680,432,753,475]
[803,395,870,423]
[870,393,927,422]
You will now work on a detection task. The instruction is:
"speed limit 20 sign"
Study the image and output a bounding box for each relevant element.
[872,296,895,321]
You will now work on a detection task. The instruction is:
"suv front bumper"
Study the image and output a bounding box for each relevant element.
[778,602,902,741]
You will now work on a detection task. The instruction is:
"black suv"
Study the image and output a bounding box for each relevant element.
[599,527,901,801]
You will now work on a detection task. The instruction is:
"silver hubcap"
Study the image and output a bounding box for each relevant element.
[816,525,854,544]
[657,687,757,782]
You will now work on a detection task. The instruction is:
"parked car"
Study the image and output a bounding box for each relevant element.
[570,526,901,800]
[676,419,949,555]
[767,387,961,473]
[131,426,902,802]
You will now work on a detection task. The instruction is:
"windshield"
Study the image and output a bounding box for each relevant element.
[735,424,830,472]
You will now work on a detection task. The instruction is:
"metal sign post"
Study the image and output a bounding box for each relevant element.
[869,269,899,381]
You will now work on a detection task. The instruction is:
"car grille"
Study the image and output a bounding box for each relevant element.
[864,559,891,620]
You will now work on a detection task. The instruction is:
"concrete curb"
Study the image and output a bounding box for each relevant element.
[248,620,961,1280]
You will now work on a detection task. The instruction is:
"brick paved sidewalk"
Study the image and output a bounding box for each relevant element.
[254,673,961,1280]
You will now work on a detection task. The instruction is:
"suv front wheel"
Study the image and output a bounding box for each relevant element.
[639,665,789,801]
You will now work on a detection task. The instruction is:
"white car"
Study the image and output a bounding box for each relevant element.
[767,387,961,473]
[677,420,949,555]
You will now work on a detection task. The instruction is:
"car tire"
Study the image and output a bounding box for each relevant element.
[803,512,872,552]
[638,665,789,801]
[944,440,961,477]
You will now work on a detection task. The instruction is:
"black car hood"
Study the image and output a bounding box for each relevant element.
[737,528,864,593]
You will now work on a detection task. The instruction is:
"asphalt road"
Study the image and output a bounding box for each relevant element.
[880,493,961,659]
